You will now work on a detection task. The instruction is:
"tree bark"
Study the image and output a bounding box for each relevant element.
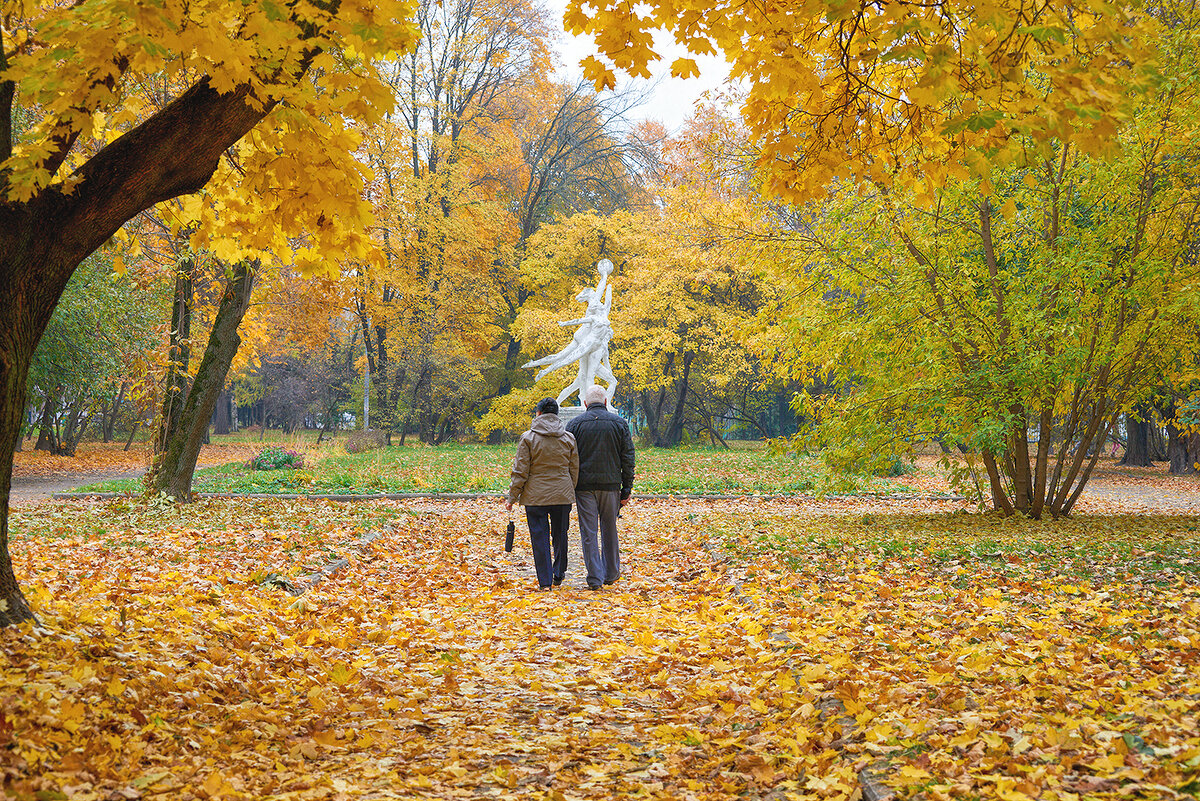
[155,269,194,454]
[101,381,128,443]
[0,339,37,625]
[1149,421,1168,461]
[34,392,58,453]
[1167,422,1200,476]
[1007,404,1033,513]
[213,389,232,435]
[1120,409,1155,466]
[59,391,92,456]
[982,449,1016,516]
[664,352,694,447]
[151,261,255,500]
[124,419,141,451]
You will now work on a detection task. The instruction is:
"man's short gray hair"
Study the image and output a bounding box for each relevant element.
[583,385,608,406]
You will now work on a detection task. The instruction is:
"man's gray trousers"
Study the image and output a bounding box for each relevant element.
[574,489,621,589]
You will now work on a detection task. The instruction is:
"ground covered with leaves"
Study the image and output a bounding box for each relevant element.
[13,442,262,480]
[3,496,1199,800]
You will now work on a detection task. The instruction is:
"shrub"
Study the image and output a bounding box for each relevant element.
[249,446,305,471]
[344,429,388,454]
[874,458,916,477]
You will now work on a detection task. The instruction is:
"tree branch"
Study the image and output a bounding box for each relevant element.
[1,28,14,170]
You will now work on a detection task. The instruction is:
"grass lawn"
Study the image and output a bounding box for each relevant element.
[74,437,923,497]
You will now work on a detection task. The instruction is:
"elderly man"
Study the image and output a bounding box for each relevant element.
[566,384,635,590]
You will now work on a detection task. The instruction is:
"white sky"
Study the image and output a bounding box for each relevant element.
[544,0,734,134]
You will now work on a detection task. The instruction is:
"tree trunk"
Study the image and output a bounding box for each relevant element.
[664,352,694,447]
[124,419,140,451]
[372,323,393,444]
[213,389,232,435]
[982,449,1017,516]
[34,392,58,453]
[0,68,301,626]
[155,269,194,454]
[59,391,92,456]
[1167,423,1200,476]
[1149,421,1168,461]
[1120,410,1155,466]
[0,318,40,625]
[101,381,128,442]
[1007,404,1033,511]
[151,261,255,500]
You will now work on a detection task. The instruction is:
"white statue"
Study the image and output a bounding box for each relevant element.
[523,259,618,406]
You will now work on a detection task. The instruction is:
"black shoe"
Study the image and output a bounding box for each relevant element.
[588,583,602,591]
[553,577,563,586]
[604,579,617,585]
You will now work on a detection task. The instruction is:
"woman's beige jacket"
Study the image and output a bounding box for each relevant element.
[506,413,579,506]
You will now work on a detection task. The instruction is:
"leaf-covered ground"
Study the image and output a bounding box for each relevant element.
[4,496,1199,800]
[13,442,262,479]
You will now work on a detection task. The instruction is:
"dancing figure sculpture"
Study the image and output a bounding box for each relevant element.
[523,259,617,406]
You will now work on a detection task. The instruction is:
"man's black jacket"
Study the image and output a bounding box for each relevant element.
[566,403,635,498]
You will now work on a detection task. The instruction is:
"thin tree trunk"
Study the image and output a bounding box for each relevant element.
[1008,404,1033,514]
[664,353,694,447]
[59,391,92,456]
[152,261,255,500]
[155,268,193,455]
[102,381,128,443]
[1030,405,1053,518]
[124,419,141,451]
[34,392,58,453]
[982,450,1016,516]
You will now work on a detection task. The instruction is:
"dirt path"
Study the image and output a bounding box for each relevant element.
[9,469,145,505]
[298,499,837,797]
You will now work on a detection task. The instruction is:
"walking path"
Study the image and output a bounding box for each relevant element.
[292,499,851,797]
[9,469,144,505]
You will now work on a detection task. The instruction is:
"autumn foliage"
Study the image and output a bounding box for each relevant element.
[3,496,1198,798]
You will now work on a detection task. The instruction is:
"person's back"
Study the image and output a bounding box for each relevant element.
[506,397,579,590]
[569,403,634,495]
[566,386,634,589]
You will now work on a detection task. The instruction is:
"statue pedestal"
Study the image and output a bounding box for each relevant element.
[558,405,586,426]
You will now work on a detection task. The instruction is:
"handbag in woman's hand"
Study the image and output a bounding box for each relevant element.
[505,518,515,552]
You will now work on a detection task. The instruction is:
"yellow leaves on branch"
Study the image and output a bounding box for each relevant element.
[184,110,381,276]
[563,0,1161,202]
[2,0,419,260]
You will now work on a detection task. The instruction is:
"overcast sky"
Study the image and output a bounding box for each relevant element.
[544,0,734,134]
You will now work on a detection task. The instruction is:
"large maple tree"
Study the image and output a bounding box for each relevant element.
[0,0,417,625]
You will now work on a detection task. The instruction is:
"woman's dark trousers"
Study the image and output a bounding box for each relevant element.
[525,504,570,588]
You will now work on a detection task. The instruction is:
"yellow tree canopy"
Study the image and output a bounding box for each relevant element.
[2,0,418,274]
[565,0,1161,201]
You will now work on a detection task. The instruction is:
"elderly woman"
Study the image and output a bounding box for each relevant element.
[505,397,580,590]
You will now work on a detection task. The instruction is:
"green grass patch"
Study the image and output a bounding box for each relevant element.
[712,512,1200,586]
[71,442,916,497]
